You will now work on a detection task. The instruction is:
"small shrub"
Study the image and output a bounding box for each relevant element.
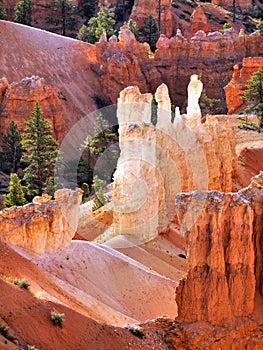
[27,345,38,350]
[14,278,30,290]
[0,325,9,338]
[183,9,191,16]
[172,2,180,9]
[50,311,65,327]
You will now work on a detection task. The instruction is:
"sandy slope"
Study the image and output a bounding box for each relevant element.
[0,20,100,131]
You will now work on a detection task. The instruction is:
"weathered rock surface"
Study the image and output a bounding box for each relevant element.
[0,189,82,254]
[0,76,66,142]
[175,172,263,325]
[112,81,237,241]
[95,26,263,113]
[190,5,211,38]
[224,57,263,114]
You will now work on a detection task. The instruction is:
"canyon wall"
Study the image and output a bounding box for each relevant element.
[212,0,252,10]
[224,57,263,114]
[112,78,237,242]
[0,76,65,142]
[0,189,82,254]
[94,26,263,113]
[175,172,263,325]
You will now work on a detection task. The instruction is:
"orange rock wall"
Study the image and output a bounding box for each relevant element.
[224,57,263,114]
[0,76,66,142]
[175,172,263,324]
[95,27,263,113]
[212,0,252,10]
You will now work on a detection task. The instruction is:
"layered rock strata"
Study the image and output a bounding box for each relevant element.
[0,189,82,254]
[0,76,65,142]
[112,77,237,242]
[94,26,263,113]
[175,172,263,324]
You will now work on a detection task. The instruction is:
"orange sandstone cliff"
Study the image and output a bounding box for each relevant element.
[0,76,66,142]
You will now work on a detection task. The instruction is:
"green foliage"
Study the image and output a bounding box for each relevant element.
[0,6,6,20]
[14,0,32,26]
[14,278,30,289]
[4,173,26,208]
[139,15,159,52]
[247,4,262,19]
[81,0,96,20]
[257,19,263,34]
[92,175,106,211]
[21,102,59,198]
[27,345,38,350]
[1,121,22,174]
[125,19,140,41]
[77,2,116,43]
[81,182,90,202]
[200,89,220,115]
[242,68,263,128]
[47,0,79,37]
[50,310,65,327]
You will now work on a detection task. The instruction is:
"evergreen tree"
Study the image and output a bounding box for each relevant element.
[14,0,32,26]
[257,19,263,34]
[243,68,263,128]
[0,0,6,20]
[4,173,26,207]
[1,121,22,174]
[139,15,159,52]
[47,0,79,37]
[21,102,59,198]
[79,0,96,21]
[77,3,116,44]
[125,19,140,41]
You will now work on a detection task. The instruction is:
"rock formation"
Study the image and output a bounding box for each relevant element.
[94,26,263,113]
[175,172,263,325]
[0,76,66,142]
[0,189,82,254]
[224,57,263,114]
[112,78,237,242]
[190,5,211,38]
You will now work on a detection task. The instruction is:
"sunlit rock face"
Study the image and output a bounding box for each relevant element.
[224,57,263,114]
[190,5,211,38]
[175,172,263,325]
[0,189,82,254]
[112,76,237,242]
[0,76,66,143]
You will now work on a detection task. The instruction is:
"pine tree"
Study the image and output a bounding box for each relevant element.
[77,3,116,44]
[139,15,159,52]
[125,19,140,41]
[0,0,6,20]
[21,102,59,198]
[47,0,79,37]
[4,173,26,207]
[14,0,32,26]
[80,0,96,21]
[243,68,263,128]
[1,121,22,174]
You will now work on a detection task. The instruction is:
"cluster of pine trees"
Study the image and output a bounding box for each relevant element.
[1,102,59,208]
[1,101,119,211]
[0,0,160,51]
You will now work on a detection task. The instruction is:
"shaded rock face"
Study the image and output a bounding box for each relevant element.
[175,172,263,325]
[224,57,263,114]
[212,0,252,10]
[0,189,82,254]
[112,80,237,241]
[95,26,263,113]
[130,0,174,37]
[0,76,66,142]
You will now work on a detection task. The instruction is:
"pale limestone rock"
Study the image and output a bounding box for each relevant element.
[155,83,171,131]
[187,74,203,121]
[0,189,82,254]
